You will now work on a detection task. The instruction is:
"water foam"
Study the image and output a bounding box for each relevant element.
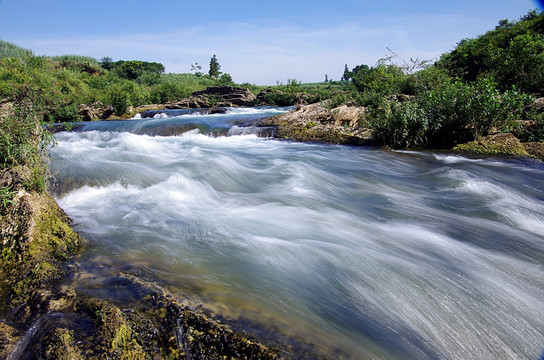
[51,122,544,360]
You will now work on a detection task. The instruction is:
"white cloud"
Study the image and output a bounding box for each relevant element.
[15,14,480,85]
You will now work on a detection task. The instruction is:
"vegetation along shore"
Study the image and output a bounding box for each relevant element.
[0,9,543,359]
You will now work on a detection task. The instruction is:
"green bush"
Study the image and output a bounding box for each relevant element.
[106,84,131,116]
[352,64,410,95]
[419,78,531,147]
[260,90,299,106]
[371,101,427,148]
[0,87,54,198]
[436,10,544,93]
[369,78,532,149]
[53,104,80,123]
[149,82,191,103]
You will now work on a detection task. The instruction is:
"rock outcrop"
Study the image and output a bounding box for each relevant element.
[165,86,257,109]
[0,182,81,313]
[78,102,114,121]
[522,142,544,161]
[255,102,373,145]
[453,133,538,159]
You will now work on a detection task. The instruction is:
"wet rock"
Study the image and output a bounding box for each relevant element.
[139,110,167,118]
[0,321,18,358]
[4,271,295,359]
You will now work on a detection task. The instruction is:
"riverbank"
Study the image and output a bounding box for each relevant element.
[253,102,544,162]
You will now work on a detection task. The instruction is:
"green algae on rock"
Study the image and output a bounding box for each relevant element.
[4,270,307,359]
[453,133,531,158]
[0,188,81,311]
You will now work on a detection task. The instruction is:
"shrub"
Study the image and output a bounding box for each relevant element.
[53,104,80,123]
[352,64,409,95]
[106,84,131,116]
[419,78,531,147]
[150,82,191,103]
[371,101,427,148]
[436,10,544,93]
[0,87,55,198]
[218,73,234,85]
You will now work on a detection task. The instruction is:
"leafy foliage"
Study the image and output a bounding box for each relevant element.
[436,10,544,93]
[371,101,428,148]
[370,78,532,149]
[0,87,55,203]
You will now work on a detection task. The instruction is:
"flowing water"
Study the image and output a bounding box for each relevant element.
[49,107,544,359]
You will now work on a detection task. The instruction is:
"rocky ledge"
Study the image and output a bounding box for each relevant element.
[255,102,373,145]
[454,133,544,162]
[165,86,257,109]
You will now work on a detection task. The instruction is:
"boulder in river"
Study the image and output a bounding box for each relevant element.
[256,102,373,145]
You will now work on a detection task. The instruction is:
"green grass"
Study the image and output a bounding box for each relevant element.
[0,40,34,58]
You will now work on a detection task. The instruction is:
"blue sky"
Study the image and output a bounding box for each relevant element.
[0,0,540,85]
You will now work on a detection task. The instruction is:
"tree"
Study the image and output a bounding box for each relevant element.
[435,10,544,92]
[219,73,233,85]
[208,54,221,78]
[341,64,351,81]
[191,62,203,76]
[100,57,114,70]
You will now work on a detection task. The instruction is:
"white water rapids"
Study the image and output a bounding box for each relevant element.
[49,108,544,359]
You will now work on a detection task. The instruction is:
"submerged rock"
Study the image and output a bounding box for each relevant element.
[256,102,373,145]
[1,270,326,359]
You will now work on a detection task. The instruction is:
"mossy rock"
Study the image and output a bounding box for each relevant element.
[522,142,544,162]
[0,189,81,310]
[453,133,530,158]
[0,321,18,358]
[44,328,82,360]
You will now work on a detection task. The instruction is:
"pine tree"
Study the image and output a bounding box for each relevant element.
[208,55,221,78]
[342,64,350,81]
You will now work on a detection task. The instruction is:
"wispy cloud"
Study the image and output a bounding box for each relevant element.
[16,14,481,84]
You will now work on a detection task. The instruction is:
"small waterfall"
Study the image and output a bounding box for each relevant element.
[7,314,63,360]
[227,125,276,137]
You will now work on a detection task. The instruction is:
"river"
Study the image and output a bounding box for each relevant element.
[49,107,544,359]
